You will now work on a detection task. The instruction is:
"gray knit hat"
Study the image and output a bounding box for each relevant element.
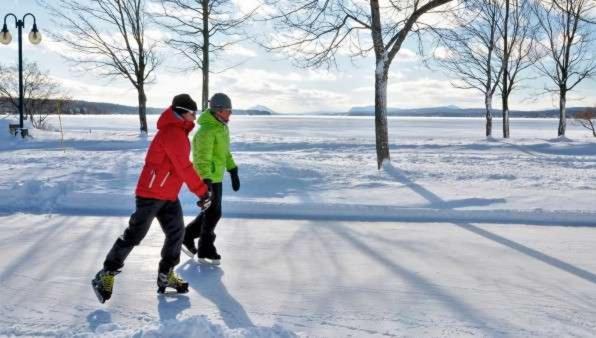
[209,93,232,110]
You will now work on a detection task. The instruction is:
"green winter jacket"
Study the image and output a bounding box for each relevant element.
[192,109,236,183]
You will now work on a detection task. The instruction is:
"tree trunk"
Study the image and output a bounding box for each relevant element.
[201,0,209,111]
[138,86,148,134]
[558,89,566,136]
[485,94,493,137]
[374,61,390,169]
[502,0,510,139]
[502,94,510,138]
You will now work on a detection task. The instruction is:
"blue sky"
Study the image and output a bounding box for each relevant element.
[2,0,595,113]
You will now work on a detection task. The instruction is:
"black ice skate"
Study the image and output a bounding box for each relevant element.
[181,236,198,258]
[92,269,120,303]
[157,269,189,294]
[197,250,221,265]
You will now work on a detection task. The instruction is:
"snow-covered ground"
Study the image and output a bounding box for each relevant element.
[0,114,595,337]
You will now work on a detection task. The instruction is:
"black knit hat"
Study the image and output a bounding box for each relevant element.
[172,93,197,114]
[209,93,232,110]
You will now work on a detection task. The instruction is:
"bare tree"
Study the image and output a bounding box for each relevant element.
[0,62,65,129]
[152,0,258,110]
[498,0,536,138]
[533,0,596,137]
[433,0,504,137]
[263,0,454,168]
[39,0,160,134]
[574,110,596,137]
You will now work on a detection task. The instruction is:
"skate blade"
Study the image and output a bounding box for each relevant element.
[157,286,189,295]
[181,246,195,258]
[198,258,220,265]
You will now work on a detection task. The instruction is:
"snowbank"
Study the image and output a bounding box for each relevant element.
[0,115,594,226]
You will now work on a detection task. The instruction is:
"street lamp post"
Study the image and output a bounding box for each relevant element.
[1,13,42,138]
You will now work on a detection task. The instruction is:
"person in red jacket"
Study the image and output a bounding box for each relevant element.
[92,94,212,303]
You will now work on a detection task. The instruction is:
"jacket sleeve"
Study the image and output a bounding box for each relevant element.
[225,150,236,171]
[192,128,215,181]
[161,128,207,198]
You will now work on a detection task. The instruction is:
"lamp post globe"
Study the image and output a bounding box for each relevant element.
[28,24,41,45]
[0,24,11,44]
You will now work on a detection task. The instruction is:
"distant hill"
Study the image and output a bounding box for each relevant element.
[2,97,592,117]
[0,98,273,116]
[347,105,595,118]
[63,100,273,115]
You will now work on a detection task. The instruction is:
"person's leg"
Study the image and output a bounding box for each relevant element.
[183,212,203,253]
[156,199,185,274]
[103,197,164,272]
[198,182,222,257]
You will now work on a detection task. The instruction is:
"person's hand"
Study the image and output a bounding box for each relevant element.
[197,179,213,210]
[197,191,212,211]
[228,167,240,192]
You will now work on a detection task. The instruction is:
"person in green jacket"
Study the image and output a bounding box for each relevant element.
[182,93,240,265]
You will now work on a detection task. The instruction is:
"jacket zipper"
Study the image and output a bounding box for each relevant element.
[159,172,171,187]
[148,171,156,189]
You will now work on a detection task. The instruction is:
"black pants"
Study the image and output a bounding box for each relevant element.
[185,182,223,255]
[104,197,185,274]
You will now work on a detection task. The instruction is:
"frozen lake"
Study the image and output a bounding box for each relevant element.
[47,114,589,140]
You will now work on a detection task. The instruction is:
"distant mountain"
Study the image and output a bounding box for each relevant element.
[248,105,276,114]
[347,105,595,118]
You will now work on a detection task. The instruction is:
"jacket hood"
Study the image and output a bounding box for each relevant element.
[197,109,223,127]
[157,106,195,132]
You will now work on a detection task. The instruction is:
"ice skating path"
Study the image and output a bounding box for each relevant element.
[0,213,595,337]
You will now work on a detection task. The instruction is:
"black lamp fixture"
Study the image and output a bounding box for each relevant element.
[1,13,42,138]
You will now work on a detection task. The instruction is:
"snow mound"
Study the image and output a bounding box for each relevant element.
[1,115,18,142]
[85,315,299,338]
[0,179,73,213]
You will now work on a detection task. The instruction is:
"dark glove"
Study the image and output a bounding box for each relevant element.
[197,179,213,210]
[228,167,240,192]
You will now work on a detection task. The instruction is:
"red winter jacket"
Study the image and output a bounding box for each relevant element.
[135,107,208,201]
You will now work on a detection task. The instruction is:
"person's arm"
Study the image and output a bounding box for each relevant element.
[161,128,207,198]
[226,150,236,171]
[192,128,215,181]
[225,150,236,171]
[226,148,239,191]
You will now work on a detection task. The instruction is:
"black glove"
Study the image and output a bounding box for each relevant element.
[228,167,240,192]
[197,179,213,210]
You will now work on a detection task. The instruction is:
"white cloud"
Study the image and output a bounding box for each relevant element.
[233,0,275,16]
[206,67,352,112]
[432,47,452,60]
[223,45,258,57]
[50,75,137,104]
[395,48,418,63]
[387,78,478,107]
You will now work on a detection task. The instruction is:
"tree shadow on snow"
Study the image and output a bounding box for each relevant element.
[384,164,596,286]
[231,161,323,202]
[0,139,149,153]
[177,261,255,329]
[322,221,506,335]
[384,165,506,209]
